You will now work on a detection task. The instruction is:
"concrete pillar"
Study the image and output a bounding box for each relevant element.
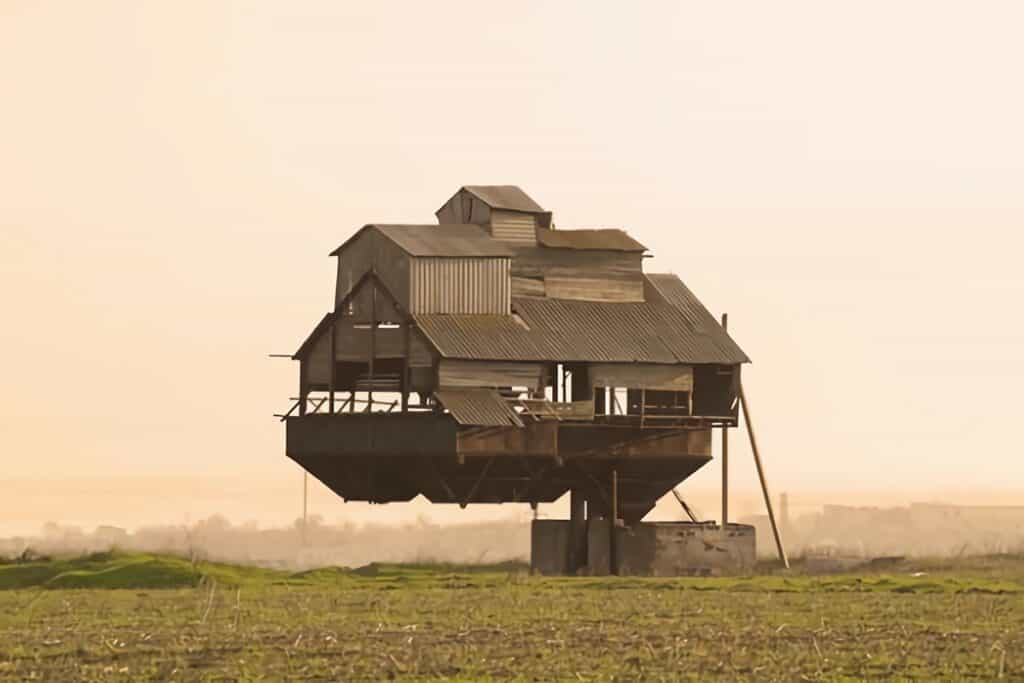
[569,488,587,574]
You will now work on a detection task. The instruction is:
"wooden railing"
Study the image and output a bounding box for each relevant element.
[275,394,402,420]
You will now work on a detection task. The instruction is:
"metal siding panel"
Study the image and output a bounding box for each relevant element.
[409,257,510,315]
[590,363,693,390]
[490,210,538,246]
[439,360,543,388]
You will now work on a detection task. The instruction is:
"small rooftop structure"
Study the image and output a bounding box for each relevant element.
[283,185,755,574]
[330,224,514,258]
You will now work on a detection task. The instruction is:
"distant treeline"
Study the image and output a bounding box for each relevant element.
[0,515,530,570]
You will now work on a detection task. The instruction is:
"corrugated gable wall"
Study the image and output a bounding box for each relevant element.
[409,257,510,314]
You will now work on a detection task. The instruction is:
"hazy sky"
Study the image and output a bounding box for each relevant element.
[2,2,1022,528]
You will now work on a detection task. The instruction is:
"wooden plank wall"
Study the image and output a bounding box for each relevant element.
[334,319,433,366]
[435,190,492,225]
[544,275,643,303]
[589,363,694,391]
[306,329,332,387]
[335,229,411,314]
[511,276,545,297]
[511,248,644,303]
[439,360,543,390]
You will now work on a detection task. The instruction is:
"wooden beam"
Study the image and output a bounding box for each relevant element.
[739,382,789,569]
[299,359,309,417]
[460,456,495,507]
[671,487,700,523]
[329,316,337,414]
[401,322,410,413]
[368,277,376,411]
[721,312,728,528]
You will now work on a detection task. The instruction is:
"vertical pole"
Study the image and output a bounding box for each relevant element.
[780,492,790,539]
[609,469,619,575]
[721,313,729,528]
[302,471,308,546]
[739,383,789,568]
[569,488,586,574]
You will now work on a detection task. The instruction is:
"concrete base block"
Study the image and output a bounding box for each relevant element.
[531,519,756,576]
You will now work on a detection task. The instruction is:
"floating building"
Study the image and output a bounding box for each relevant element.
[285,186,757,574]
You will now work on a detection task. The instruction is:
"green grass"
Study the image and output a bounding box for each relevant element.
[1,552,1023,680]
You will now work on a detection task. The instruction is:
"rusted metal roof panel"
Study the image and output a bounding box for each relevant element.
[462,185,545,213]
[414,293,749,365]
[434,388,525,427]
[331,224,513,258]
[535,228,647,253]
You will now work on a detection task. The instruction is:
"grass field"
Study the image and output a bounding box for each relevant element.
[1,552,1023,681]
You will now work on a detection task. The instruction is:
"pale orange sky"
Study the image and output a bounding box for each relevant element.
[2,2,1022,530]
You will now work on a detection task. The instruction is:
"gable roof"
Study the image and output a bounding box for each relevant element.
[534,228,647,252]
[330,224,513,258]
[461,185,545,213]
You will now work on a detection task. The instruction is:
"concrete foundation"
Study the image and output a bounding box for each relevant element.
[531,519,756,576]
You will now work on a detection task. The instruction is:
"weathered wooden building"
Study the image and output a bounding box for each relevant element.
[285,185,752,573]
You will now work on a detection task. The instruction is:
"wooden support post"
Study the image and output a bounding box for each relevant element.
[328,315,337,414]
[569,488,586,574]
[721,312,728,527]
[609,469,619,576]
[460,456,494,507]
[640,388,646,429]
[401,322,410,413]
[298,360,309,417]
[368,280,376,411]
[739,382,789,568]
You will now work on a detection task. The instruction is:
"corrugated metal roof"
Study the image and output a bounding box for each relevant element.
[434,389,525,427]
[414,293,749,365]
[330,224,513,258]
[644,274,750,364]
[462,186,545,213]
[535,228,647,252]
